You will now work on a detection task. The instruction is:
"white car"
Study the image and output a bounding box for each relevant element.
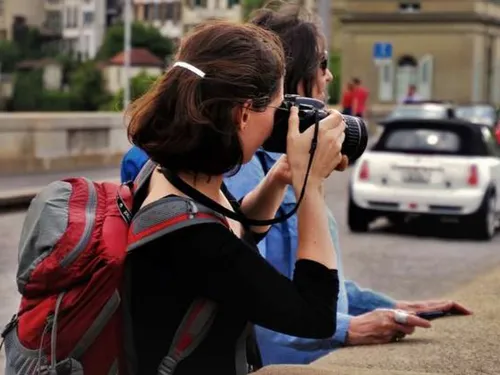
[348,118,500,240]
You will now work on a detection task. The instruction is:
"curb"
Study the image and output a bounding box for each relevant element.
[0,178,120,212]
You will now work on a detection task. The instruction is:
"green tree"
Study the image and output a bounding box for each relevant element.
[104,70,159,111]
[11,70,44,111]
[96,22,174,61]
[242,0,267,20]
[327,52,341,105]
[70,62,110,111]
[0,41,21,73]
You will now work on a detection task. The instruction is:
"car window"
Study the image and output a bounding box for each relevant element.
[480,126,500,156]
[456,106,496,126]
[382,128,461,154]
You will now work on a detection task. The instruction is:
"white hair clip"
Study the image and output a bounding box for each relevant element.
[172,61,205,78]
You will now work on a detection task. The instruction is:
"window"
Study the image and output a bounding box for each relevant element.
[417,55,434,101]
[83,11,94,25]
[173,3,181,22]
[378,61,394,102]
[381,128,461,154]
[228,0,239,7]
[396,55,418,102]
[399,1,421,13]
[481,126,500,156]
[195,0,208,7]
[46,11,62,31]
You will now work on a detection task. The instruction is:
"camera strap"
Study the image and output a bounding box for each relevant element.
[160,114,321,226]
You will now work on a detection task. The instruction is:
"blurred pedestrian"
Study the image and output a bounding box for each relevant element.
[401,84,422,103]
[341,82,354,115]
[352,77,369,117]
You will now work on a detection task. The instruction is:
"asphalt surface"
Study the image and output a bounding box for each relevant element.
[1,168,500,372]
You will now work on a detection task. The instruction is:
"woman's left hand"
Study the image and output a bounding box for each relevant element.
[269,154,293,186]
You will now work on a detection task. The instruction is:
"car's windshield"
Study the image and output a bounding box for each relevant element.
[456,105,496,126]
[388,105,449,120]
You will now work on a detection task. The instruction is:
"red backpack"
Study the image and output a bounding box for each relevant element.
[1,160,228,375]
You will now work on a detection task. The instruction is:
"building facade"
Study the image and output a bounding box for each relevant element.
[133,0,182,40]
[341,0,500,105]
[182,0,241,34]
[0,0,45,40]
[60,0,108,59]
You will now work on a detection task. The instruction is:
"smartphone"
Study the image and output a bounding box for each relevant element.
[417,308,466,321]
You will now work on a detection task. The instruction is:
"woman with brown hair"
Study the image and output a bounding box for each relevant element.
[125,20,346,375]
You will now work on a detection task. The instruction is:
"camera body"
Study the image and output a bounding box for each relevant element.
[262,95,368,163]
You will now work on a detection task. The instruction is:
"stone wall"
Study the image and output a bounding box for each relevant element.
[0,107,390,175]
[0,112,130,175]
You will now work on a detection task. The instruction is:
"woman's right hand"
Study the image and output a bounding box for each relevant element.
[286,106,346,191]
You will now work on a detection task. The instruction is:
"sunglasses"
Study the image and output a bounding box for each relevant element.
[320,50,328,73]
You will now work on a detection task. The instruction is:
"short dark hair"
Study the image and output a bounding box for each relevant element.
[250,2,325,97]
[127,20,285,176]
[352,78,361,85]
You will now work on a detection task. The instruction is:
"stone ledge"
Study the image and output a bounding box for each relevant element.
[254,265,500,375]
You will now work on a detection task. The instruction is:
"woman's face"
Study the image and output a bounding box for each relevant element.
[298,51,333,102]
[238,77,284,163]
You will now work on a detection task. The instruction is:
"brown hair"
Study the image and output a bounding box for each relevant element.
[127,20,285,176]
[250,1,325,97]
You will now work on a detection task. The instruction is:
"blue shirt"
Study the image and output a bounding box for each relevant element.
[120,146,149,183]
[120,146,396,365]
[224,149,396,365]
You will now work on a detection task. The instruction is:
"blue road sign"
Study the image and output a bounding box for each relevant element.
[373,42,393,60]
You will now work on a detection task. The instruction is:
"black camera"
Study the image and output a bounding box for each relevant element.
[262,95,369,163]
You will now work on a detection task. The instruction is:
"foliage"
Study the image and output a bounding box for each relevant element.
[70,62,110,111]
[0,41,21,73]
[10,70,44,111]
[104,70,159,111]
[39,91,75,111]
[96,22,174,61]
[328,52,341,105]
[242,0,267,21]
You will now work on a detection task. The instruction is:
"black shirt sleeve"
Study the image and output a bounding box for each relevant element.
[165,222,339,339]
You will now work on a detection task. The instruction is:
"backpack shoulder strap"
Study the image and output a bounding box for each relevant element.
[124,196,229,375]
[157,299,217,375]
[127,195,228,253]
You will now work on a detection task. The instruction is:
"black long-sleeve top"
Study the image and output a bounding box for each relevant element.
[128,194,339,375]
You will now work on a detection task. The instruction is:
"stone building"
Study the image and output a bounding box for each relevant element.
[340,0,500,105]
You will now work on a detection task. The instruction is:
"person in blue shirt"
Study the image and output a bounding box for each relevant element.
[120,3,471,365]
[121,146,148,183]
[223,3,472,365]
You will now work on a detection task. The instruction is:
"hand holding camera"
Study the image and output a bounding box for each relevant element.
[286,106,346,192]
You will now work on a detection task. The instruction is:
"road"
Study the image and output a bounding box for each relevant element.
[0,168,499,370]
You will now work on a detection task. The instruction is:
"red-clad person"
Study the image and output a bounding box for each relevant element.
[352,77,369,118]
[341,82,355,115]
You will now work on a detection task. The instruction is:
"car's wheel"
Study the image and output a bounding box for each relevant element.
[348,198,370,233]
[469,193,497,241]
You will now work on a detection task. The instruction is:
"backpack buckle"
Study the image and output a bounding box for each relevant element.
[1,314,18,339]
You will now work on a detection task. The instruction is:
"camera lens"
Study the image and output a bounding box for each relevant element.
[262,95,369,162]
[342,115,369,163]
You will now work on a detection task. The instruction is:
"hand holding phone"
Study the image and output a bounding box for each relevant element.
[417,306,469,321]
